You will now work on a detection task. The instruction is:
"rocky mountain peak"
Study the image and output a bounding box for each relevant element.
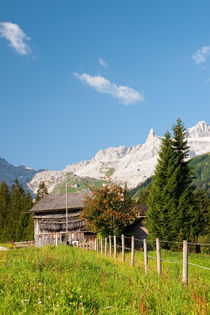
[0,121,209,193]
[186,121,210,138]
[146,128,156,143]
[94,145,127,161]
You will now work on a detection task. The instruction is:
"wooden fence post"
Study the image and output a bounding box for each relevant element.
[131,236,135,267]
[109,235,112,256]
[156,238,161,275]
[96,238,99,253]
[101,238,103,254]
[114,235,117,259]
[105,238,107,256]
[144,239,148,273]
[94,239,97,251]
[183,240,188,285]
[121,234,125,262]
[55,233,58,247]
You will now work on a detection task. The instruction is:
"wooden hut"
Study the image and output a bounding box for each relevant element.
[124,204,148,239]
[30,192,95,247]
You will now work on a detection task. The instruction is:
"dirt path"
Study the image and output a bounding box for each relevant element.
[0,246,8,251]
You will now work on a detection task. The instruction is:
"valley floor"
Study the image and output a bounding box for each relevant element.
[0,245,209,314]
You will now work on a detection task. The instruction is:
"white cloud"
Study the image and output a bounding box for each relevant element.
[0,22,30,55]
[192,46,210,64]
[74,73,144,105]
[98,58,108,68]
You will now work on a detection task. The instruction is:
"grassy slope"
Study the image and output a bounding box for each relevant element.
[0,246,209,314]
[131,152,210,199]
[53,174,105,194]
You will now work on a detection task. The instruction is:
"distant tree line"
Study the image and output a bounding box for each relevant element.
[0,180,48,242]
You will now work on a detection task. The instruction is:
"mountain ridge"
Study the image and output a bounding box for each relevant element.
[0,121,209,194]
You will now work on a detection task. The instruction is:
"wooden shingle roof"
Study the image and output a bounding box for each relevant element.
[30,192,90,213]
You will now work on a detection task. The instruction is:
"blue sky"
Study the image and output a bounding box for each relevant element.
[0,0,210,170]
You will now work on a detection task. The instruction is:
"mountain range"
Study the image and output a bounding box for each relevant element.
[0,121,209,195]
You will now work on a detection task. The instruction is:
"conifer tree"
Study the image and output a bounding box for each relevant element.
[35,181,48,204]
[23,212,34,241]
[0,181,10,241]
[170,118,196,241]
[146,130,175,243]
[146,119,199,246]
[16,192,33,241]
[4,179,25,241]
[193,190,209,237]
[136,188,150,207]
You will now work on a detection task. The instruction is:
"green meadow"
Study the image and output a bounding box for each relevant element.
[0,245,209,314]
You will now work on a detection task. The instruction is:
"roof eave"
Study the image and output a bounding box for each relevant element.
[30,207,83,214]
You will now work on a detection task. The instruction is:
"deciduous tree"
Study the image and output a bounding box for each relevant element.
[81,182,138,236]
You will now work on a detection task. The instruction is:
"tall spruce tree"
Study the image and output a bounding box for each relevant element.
[146,130,176,243]
[194,189,209,237]
[0,181,10,241]
[16,192,33,241]
[171,118,196,241]
[4,179,26,241]
[35,181,48,204]
[147,119,198,247]
[23,212,34,241]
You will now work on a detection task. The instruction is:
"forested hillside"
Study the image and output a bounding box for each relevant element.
[131,153,210,199]
[190,152,210,193]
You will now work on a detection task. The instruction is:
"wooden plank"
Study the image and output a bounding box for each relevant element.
[156,238,161,275]
[121,234,125,262]
[101,238,103,254]
[143,239,148,273]
[183,240,188,284]
[96,238,99,254]
[109,235,112,256]
[114,235,117,259]
[131,236,135,267]
[105,238,107,256]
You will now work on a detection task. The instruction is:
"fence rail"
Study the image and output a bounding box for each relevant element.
[74,235,210,285]
[14,241,35,248]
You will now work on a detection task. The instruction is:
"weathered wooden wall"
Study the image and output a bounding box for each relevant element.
[34,209,95,247]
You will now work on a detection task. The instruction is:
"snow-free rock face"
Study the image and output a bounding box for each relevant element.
[27,171,67,194]
[186,121,210,138]
[63,121,210,189]
[186,121,210,158]
[94,145,128,162]
[1,121,210,193]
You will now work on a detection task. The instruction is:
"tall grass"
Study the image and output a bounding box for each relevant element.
[0,245,209,314]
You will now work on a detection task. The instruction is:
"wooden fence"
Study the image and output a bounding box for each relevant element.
[73,235,210,285]
[14,241,35,248]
